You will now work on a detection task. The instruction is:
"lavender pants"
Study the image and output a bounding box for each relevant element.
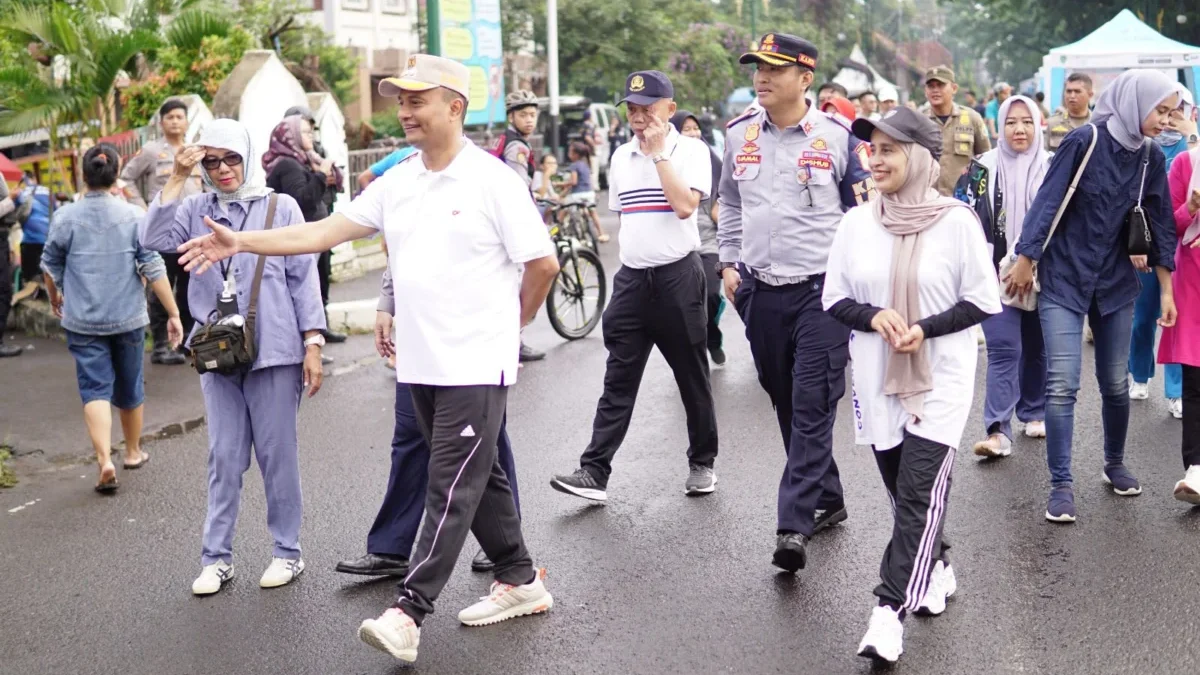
[981,305,1047,440]
[199,364,304,565]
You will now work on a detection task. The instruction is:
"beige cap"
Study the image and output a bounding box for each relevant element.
[379,54,470,101]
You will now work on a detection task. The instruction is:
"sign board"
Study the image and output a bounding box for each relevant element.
[429,0,506,127]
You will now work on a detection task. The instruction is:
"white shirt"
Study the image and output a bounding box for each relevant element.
[822,204,1002,450]
[340,141,555,386]
[607,127,711,269]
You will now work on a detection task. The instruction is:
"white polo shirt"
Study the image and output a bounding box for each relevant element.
[340,140,555,387]
[608,127,712,269]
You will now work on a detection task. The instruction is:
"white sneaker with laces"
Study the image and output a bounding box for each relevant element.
[458,569,553,626]
[915,560,957,616]
[1168,398,1183,420]
[857,605,904,663]
[1174,466,1200,505]
[1024,421,1046,438]
[192,561,234,596]
[972,434,1011,458]
[358,607,419,662]
[259,557,305,588]
[1129,380,1150,401]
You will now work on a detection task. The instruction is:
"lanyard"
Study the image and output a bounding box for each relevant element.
[216,200,256,281]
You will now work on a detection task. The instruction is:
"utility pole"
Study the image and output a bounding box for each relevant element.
[425,0,441,55]
[547,0,560,159]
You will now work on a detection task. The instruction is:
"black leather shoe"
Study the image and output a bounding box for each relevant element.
[151,347,187,365]
[0,343,22,358]
[518,343,545,363]
[708,346,726,365]
[335,553,409,577]
[813,506,848,534]
[772,533,809,573]
[321,329,348,344]
[470,549,495,572]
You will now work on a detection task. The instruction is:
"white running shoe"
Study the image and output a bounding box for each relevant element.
[458,569,553,626]
[358,607,419,662]
[972,434,1012,458]
[1174,466,1200,505]
[1024,421,1046,438]
[192,561,234,596]
[915,561,957,616]
[259,557,305,588]
[857,605,904,664]
[1129,380,1150,401]
[1168,398,1183,420]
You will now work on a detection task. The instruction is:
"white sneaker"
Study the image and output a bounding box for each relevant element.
[972,434,1012,458]
[457,569,553,626]
[358,607,419,662]
[915,560,957,616]
[1174,466,1200,505]
[259,557,305,588]
[192,561,234,596]
[1024,421,1046,438]
[857,605,904,663]
[1129,380,1150,401]
[1168,398,1183,420]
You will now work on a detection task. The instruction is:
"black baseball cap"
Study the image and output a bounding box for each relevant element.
[851,107,943,159]
[620,70,674,106]
[739,33,818,70]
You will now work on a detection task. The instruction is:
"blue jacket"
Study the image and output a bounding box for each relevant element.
[1014,124,1177,317]
[18,185,54,244]
[40,192,166,335]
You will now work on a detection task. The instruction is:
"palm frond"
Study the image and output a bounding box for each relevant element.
[91,29,163,96]
[165,8,231,51]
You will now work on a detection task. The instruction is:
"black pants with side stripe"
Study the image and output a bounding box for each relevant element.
[872,431,954,612]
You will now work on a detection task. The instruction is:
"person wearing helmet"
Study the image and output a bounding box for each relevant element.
[500,90,540,187]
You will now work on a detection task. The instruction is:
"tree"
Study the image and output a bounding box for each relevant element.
[668,23,746,112]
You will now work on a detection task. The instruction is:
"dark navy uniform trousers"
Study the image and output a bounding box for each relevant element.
[365,381,520,558]
[733,270,849,537]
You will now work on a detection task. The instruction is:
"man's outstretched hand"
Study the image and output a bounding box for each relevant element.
[179,217,239,274]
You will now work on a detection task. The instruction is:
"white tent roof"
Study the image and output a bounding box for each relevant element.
[832,45,897,99]
[1045,9,1200,69]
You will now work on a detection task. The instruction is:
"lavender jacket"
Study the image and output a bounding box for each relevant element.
[139,191,326,370]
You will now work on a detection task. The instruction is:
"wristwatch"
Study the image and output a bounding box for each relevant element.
[716,261,738,274]
[304,334,326,348]
[1189,133,1199,145]
[651,153,668,164]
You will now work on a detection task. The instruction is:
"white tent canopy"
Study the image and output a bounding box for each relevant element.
[832,45,897,99]
[1044,9,1200,71]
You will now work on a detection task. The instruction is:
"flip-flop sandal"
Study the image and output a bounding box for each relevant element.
[123,452,150,470]
[94,478,119,493]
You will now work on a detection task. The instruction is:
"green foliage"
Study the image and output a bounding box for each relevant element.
[164,8,232,52]
[668,23,747,112]
[0,448,15,488]
[369,107,404,139]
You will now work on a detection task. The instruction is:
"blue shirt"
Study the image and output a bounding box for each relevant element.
[18,185,54,244]
[1161,137,1189,169]
[40,192,166,335]
[369,147,418,177]
[985,99,1000,131]
[569,160,592,193]
[1015,124,1177,317]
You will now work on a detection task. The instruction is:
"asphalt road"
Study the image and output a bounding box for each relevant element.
[2,211,1197,675]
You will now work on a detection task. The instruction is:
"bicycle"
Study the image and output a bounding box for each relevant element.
[537,198,607,340]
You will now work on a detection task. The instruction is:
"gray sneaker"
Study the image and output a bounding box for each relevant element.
[550,468,608,502]
[685,464,717,496]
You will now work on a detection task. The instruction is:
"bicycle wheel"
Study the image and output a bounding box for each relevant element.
[566,208,597,252]
[547,246,607,340]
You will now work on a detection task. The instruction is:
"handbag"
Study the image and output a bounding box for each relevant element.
[998,123,1099,311]
[190,194,277,375]
[1125,141,1153,257]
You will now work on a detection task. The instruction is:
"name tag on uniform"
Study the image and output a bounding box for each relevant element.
[736,154,762,165]
[798,157,832,171]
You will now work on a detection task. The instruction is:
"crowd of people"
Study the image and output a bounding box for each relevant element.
[2,26,1199,671]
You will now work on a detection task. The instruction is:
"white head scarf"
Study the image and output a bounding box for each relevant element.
[996,95,1050,244]
[1091,70,1180,152]
[196,118,272,204]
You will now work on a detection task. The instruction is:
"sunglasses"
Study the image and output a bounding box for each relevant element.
[201,153,244,170]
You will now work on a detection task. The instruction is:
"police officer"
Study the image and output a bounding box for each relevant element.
[919,65,990,196]
[500,89,547,363]
[1045,72,1094,152]
[718,33,875,573]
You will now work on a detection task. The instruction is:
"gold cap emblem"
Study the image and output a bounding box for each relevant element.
[629,75,645,92]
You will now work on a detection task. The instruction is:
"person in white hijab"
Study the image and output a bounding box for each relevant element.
[1004,69,1180,524]
[953,95,1053,457]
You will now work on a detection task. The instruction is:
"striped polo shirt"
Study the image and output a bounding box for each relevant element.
[607,126,712,269]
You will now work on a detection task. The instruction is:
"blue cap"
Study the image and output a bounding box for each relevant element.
[620,70,674,106]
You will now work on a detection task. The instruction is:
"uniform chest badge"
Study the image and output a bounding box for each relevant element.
[158,153,169,159]
[803,122,815,135]
[744,123,761,143]
[735,153,762,165]
[796,166,811,184]
[810,137,828,152]
[741,142,759,154]
[959,111,970,126]
[734,165,748,177]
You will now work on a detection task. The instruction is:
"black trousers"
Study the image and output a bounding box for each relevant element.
[395,384,534,626]
[873,432,954,612]
[579,252,719,485]
[1183,366,1200,469]
[317,250,332,307]
[147,252,193,348]
[699,253,724,351]
[0,240,12,338]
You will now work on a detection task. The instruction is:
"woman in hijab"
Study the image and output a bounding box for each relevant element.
[139,119,327,596]
[1128,85,1192,417]
[1160,120,1200,502]
[1006,69,1179,523]
[953,95,1051,457]
[824,108,1001,665]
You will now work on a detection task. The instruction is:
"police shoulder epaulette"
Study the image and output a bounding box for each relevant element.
[818,110,853,135]
[726,109,759,129]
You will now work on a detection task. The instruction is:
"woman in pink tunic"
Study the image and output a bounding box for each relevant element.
[1161,147,1200,503]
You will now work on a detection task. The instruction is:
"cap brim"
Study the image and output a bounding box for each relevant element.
[378,77,439,97]
[739,52,797,67]
[925,77,953,85]
[850,117,916,145]
[620,94,665,106]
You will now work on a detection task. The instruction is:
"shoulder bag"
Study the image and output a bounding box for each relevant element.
[998,124,1099,311]
[1125,141,1153,257]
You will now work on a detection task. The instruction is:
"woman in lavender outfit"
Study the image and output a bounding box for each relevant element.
[139,119,327,596]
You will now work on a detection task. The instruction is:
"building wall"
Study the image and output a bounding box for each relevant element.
[303,0,419,72]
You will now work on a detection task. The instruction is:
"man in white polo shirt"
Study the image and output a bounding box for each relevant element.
[550,70,719,501]
[175,54,560,664]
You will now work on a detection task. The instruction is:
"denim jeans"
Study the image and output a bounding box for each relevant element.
[1039,296,1134,487]
[1129,269,1183,398]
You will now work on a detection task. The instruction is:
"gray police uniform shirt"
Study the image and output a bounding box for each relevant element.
[1045,110,1092,151]
[119,139,203,209]
[718,106,876,282]
[502,129,534,187]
